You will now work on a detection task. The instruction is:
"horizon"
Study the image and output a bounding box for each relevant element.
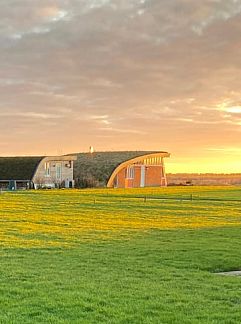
[0,0,241,173]
[0,149,240,175]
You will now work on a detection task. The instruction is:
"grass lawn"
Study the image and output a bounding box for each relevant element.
[0,186,241,323]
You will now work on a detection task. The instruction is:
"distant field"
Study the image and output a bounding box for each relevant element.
[1,186,241,323]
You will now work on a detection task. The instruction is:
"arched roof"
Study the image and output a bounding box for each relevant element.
[0,157,43,181]
[74,151,170,187]
[107,152,170,187]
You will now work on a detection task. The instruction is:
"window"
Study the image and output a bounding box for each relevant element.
[143,157,162,166]
[44,162,50,177]
[126,166,134,179]
[56,163,62,180]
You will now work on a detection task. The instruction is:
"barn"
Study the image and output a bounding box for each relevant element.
[0,151,170,190]
[74,151,170,188]
[0,155,76,190]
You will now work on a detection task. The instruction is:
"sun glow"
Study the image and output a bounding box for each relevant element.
[217,100,241,114]
[225,106,241,114]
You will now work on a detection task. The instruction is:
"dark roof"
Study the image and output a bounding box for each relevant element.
[0,157,43,181]
[0,151,169,184]
[74,151,168,187]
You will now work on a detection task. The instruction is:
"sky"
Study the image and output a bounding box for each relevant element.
[0,0,241,173]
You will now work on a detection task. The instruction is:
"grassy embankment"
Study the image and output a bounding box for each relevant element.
[0,186,241,323]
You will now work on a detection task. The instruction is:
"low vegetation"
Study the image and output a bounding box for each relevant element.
[0,186,241,323]
[74,151,155,187]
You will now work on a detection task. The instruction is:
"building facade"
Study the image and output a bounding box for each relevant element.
[0,151,170,190]
[33,156,77,189]
[107,152,170,188]
[0,155,76,190]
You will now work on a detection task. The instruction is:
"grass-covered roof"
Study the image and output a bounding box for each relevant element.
[0,151,168,185]
[74,151,167,187]
[0,157,43,181]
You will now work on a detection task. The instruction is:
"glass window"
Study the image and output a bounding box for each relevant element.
[45,162,50,177]
[56,163,62,180]
[126,166,134,179]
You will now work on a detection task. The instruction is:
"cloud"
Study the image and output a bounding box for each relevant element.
[0,111,63,119]
[207,147,241,154]
[0,0,240,165]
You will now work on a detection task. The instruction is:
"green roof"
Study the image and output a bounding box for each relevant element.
[74,151,167,187]
[0,157,43,181]
[0,151,169,186]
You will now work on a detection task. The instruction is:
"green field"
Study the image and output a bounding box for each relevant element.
[1,186,241,323]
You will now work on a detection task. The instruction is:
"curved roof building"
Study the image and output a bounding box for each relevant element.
[0,155,76,190]
[74,151,170,188]
[0,151,170,189]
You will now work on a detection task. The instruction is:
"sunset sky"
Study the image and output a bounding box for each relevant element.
[0,0,241,173]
